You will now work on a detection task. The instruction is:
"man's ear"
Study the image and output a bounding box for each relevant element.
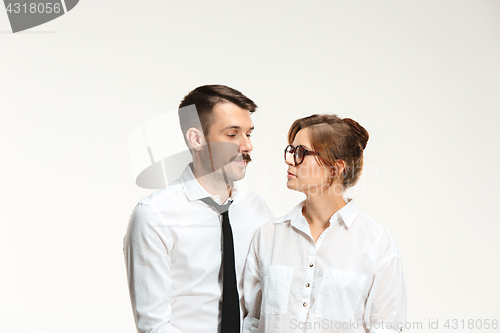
[186,127,206,151]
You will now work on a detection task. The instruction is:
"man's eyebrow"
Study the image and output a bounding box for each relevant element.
[222,125,255,131]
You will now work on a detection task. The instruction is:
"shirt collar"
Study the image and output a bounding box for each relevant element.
[179,163,237,205]
[276,198,359,229]
[337,198,358,229]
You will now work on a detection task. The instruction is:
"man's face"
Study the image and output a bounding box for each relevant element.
[205,102,254,183]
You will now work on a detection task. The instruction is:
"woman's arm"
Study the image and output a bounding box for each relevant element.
[242,229,263,333]
[364,230,407,333]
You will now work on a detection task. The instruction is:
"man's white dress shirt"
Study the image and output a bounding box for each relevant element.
[243,199,406,333]
[124,164,274,333]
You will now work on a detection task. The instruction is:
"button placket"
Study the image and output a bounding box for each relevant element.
[298,240,316,322]
[315,227,329,247]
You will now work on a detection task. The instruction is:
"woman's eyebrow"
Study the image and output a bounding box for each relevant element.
[293,144,312,150]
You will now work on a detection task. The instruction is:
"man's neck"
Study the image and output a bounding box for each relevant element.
[191,163,233,203]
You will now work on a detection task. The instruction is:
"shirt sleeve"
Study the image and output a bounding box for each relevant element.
[242,229,263,333]
[123,203,181,333]
[364,230,407,333]
[264,201,274,222]
[254,193,274,223]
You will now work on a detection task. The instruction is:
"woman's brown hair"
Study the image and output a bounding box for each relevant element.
[287,114,369,189]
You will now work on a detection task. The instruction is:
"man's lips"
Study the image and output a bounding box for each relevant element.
[233,153,251,166]
[287,171,296,177]
[234,160,247,166]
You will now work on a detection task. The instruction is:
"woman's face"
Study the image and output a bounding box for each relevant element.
[285,128,330,195]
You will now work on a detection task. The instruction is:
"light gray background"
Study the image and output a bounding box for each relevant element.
[1,1,499,332]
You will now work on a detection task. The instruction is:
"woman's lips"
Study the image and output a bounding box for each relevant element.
[287,171,296,178]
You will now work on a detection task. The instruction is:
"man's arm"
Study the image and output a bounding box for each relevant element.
[123,203,181,333]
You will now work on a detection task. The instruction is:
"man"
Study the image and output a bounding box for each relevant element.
[124,85,273,333]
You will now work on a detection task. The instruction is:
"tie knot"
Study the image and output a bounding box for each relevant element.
[200,197,232,214]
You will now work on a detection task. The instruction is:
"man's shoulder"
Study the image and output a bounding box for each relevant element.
[128,179,189,229]
[236,189,273,212]
[136,179,184,211]
[234,189,267,207]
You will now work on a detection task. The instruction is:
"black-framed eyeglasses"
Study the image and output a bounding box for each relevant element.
[284,145,320,165]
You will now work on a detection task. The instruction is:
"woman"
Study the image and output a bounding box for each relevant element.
[243,114,406,333]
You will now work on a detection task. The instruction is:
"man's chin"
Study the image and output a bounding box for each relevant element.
[225,163,247,182]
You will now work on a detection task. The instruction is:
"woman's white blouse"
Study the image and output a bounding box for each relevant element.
[243,199,406,333]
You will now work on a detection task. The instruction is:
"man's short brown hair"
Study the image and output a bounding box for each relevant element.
[178,85,257,143]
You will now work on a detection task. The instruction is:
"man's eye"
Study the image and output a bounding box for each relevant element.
[228,134,236,137]
[246,134,252,138]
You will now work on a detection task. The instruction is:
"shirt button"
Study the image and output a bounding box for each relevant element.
[309,263,314,267]
[303,302,307,307]
[305,283,310,288]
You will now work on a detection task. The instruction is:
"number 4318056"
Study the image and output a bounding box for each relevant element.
[6,3,62,14]
[444,319,498,329]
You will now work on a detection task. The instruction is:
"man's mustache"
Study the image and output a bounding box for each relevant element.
[242,153,252,163]
[232,152,252,163]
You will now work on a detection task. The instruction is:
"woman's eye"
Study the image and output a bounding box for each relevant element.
[228,134,236,137]
[246,134,252,138]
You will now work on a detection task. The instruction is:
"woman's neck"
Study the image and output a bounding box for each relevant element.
[303,189,346,227]
[302,188,346,243]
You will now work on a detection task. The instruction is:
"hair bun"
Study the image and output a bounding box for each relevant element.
[343,118,369,150]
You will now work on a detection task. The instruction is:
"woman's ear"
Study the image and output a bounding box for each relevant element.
[328,167,335,183]
[335,160,346,178]
[186,127,206,152]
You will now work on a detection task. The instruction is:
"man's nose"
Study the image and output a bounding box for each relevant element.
[239,135,253,153]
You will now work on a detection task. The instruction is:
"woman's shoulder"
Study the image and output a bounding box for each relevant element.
[252,213,292,241]
[354,211,386,231]
[353,211,401,256]
[257,215,285,232]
